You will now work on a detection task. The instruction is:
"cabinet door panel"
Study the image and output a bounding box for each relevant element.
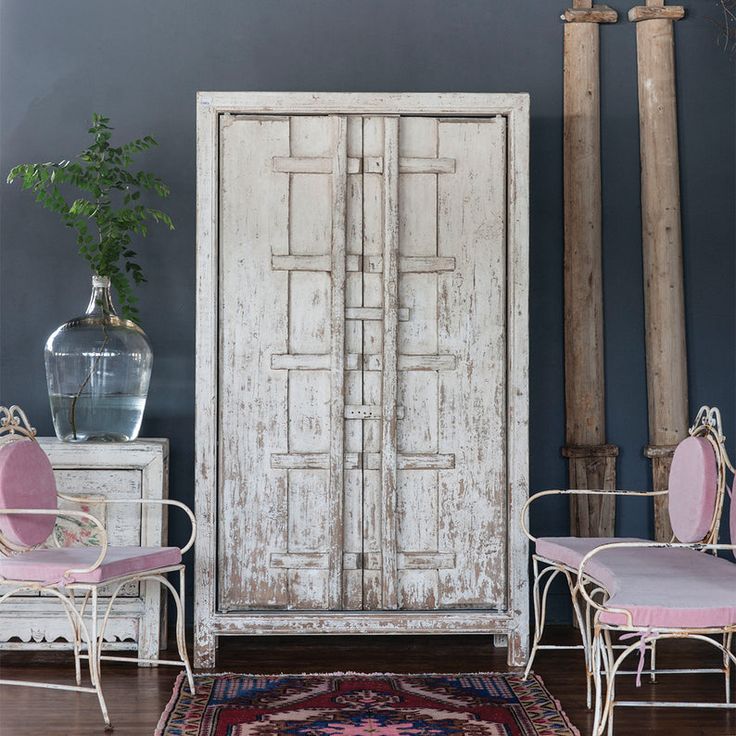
[218,114,348,611]
[436,117,508,609]
[342,116,364,609]
[395,116,508,610]
[360,116,401,609]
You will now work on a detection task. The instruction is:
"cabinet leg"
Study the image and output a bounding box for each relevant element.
[138,579,161,666]
[194,628,217,670]
[507,628,529,670]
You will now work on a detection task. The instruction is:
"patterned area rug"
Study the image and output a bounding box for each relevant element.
[156,672,579,735]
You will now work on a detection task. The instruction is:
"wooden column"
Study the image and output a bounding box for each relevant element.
[630,0,687,541]
[562,1,619,537]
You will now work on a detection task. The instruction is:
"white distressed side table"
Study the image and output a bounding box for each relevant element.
[0,438,169,663]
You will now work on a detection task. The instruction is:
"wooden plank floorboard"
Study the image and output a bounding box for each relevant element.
[0,627,734,735]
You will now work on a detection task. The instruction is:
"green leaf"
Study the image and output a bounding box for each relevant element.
[6,113,174,326]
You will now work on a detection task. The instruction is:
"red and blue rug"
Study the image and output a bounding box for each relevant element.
[156,672,579,735]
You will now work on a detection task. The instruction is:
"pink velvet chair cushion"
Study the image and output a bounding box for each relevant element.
[0,439,57,547]
[0,545,181,584]
[538,536,736,628]
[584,546,736,628]
[730,490,735,558]
[667,436,718,543]
[536,536,646,578]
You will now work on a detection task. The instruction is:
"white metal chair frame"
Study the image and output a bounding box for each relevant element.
[0,405,196,730]
[579,538,736,736]
[521,405,732,709]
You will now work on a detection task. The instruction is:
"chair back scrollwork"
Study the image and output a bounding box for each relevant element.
[687,405,732,545]
[0,405,38,444]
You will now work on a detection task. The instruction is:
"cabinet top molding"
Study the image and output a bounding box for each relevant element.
[36,438,169,463]
[196,92,529,117]
[37,437,168,450]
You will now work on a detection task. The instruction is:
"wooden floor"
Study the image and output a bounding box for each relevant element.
[0,627,734,735]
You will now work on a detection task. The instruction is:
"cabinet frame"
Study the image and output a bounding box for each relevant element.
[195,92,529,669]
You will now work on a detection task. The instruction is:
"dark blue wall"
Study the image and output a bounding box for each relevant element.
[1,1,734,623]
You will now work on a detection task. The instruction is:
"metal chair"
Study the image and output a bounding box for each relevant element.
[581,464,736,734]
[521,405,731,707]
[0,405,196,729]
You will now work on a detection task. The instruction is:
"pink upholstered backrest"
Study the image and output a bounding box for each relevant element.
[729,489,735,557]
[0,438,57,547]
[667,436,718,543]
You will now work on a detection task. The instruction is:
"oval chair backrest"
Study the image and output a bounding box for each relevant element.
[730,488,735,557]
[0,438,57,549]
[667,436,719,544]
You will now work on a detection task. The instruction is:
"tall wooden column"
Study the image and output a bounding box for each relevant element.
[562,1,619,537]
[630,0,687,542]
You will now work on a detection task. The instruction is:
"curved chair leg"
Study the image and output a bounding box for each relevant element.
[598,631,736,735]
[523,559,562,679]
[591,629,604,736]
[649,638,657,683]
[598,629,624,736]
[724,631,733,704]
[176,568,196,694]
[70,590,91,686]
[38,585,110,728]
[565,571,591,708]
[88,588,113,730]
[96,578,138,678]
[95,571,196,696]
[68,590,82,686]
[604,629,617,736]
[0,583,111,729]
[523,556,544,679]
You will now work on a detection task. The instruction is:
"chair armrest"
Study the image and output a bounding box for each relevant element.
[520,489,668,542]
[0,508,108,577]
[575,539,736,627]
[57,494,196,554]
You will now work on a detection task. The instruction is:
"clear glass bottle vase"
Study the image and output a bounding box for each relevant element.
[44,275,153,442]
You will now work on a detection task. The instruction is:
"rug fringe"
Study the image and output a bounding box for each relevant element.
[154,671,185,736]
[529,672,582,736]
[187,669,538,678]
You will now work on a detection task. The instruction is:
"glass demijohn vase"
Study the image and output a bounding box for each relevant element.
[44,275,153,442]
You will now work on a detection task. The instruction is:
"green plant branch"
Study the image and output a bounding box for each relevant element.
[69,324,110,440]
[6,114,174,322]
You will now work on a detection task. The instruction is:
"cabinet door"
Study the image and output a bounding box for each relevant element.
[366,116,509,611]
[218,114,356,611]
[218,112,508,614]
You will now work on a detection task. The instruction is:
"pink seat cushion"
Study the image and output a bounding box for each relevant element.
[0,439,57,547]
[667,436,718,543]
[586,546,736,628]
[0,545,181,584]
[538,536,736,628]
[536,536,646,581]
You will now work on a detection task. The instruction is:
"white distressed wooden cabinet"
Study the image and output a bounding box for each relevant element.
[0,439,169,660]
[195,93,529,668]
